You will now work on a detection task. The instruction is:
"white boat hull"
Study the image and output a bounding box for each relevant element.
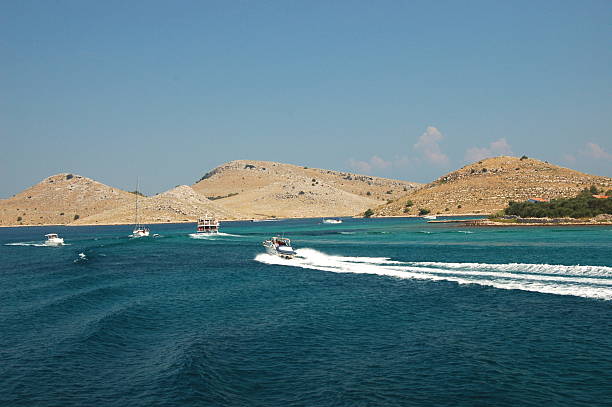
[131,229,150,238]
[322,219,342,224]
[263,240,297,259]
[45,237,64,246]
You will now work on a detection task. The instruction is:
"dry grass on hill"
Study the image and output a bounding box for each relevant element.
[0,173,135,226]
[73,185,241,225]
[374,156,612,217]
[192,160,421,218]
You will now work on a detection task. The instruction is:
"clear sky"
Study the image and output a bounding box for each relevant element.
[1,0,610,197]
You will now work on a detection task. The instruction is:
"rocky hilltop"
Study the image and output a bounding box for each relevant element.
[373,156,612,216]
[192,160,421,218]
[0,173,135,226]
[73,185,242,225]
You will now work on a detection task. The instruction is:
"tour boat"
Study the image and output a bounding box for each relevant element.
[262,236,297,259]
[196,214,220,234]
[44,233,64,246]
[322,219,343,224]
[423,215,437,220]
[130,179,150,238]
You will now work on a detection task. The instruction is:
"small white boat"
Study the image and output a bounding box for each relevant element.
[130,178,150,238]
[196,214,220,234]
[262,236,297,259]
[44,233,64,246]
[423,215,437,220]
[322,219,343,224]
[131,226,150,238]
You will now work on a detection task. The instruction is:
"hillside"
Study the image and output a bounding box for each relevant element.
[73,185,242,225]
[373,156,612,216]
[192,160,421,218]
[0,173,135,226]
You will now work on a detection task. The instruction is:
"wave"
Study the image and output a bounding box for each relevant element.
[254,248,612,301]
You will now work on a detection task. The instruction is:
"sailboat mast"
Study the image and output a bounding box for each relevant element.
[135,178,139,227]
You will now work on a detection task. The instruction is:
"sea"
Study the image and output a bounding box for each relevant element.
[1,217,611,406]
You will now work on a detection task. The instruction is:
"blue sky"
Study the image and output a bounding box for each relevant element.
[1,0,610,197]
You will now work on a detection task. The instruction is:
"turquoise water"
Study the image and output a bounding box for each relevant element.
[1,217,611,406]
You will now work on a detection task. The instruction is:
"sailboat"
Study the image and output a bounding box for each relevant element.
[130,179,150,238]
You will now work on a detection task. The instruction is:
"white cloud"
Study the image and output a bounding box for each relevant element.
[347,155,413,175]
[347,158,372,174]
[563,153,576,164]
[464,138,513,162]
[581,142,612,161]
[413,126,449,166]
[370,155,392,170]
[347,155,393,174]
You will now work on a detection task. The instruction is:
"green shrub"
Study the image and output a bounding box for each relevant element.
[74,214,80,220]
[17,216,22,221]
[418,208,430,216]
[405,200,413,207]
[520,155,528,160]
[364,209,374,218]
[504,193,612,219]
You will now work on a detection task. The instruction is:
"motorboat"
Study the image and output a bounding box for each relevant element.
[196,214,220,234]
[262,236,297,259]
[322,219,342,224]
[45,233,64,246]
[423,215,437,220]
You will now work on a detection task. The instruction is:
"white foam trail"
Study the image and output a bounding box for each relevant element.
[4,242,69,247]
[411,262,612,277]
[188,232,242,239]
[254,248,612,301]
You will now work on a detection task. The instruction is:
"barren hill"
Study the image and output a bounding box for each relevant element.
[0,173,135,226]
[373,156,612,217]
[192,160,421,218]
[73,185,242,225]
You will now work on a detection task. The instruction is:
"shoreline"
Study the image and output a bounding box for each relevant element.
[0,213,484,228]
[3,214,610,228]
[460,219,612,227]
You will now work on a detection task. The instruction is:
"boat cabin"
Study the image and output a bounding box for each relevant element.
[197,216,220,233]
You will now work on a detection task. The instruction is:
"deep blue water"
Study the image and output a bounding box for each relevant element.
[1,217,611,406]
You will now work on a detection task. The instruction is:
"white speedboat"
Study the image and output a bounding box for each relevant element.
[423,215,436,220]
[262,236,297,259]
[322,219,343,224]
[45,233,64,246]
[196,214,219,234]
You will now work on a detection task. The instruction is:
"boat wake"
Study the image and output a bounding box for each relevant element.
[188,232,242,239]
[254,248,612,300]
[5,242,69,247]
